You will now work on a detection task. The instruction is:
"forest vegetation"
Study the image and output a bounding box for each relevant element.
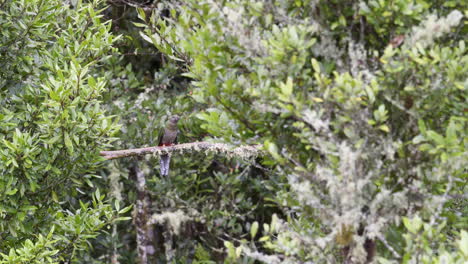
[0,0,467,263]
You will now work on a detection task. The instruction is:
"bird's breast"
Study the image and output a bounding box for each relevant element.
[161,128,178,145]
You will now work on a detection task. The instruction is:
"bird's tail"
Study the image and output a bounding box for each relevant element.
[160,154,170,176]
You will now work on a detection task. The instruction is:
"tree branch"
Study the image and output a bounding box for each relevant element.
[100,141,262,160]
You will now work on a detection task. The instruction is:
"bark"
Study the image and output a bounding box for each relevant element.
[163,223,175,262]
[132,164,153,264]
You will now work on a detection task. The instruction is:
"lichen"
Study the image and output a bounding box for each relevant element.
[151,209,194,236]
[407,10,463,48]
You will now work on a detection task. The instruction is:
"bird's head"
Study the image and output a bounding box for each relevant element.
[166,114,180,129]
[169,114,180,123]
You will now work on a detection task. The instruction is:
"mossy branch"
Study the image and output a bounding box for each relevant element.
[100,142,262,160]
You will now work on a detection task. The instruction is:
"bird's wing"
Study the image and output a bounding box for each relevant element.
[157,127,164,146]
[174,129,179,144]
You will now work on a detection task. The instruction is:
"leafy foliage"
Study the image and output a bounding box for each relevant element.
[1,0,466,263]
[133,0,467,262]
[0,0,130,262]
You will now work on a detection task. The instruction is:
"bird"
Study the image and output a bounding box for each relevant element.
[158,114,180,176]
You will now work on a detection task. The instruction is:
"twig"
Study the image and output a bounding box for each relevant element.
[383,95,417,118]
[100,141,262,160]
[377,234,401,259]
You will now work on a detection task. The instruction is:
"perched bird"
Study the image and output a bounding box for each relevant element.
[158,115,180,176]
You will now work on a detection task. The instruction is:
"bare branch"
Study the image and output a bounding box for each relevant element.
[100,141,262,160]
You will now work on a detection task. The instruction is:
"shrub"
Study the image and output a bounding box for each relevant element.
[0,0,129,262]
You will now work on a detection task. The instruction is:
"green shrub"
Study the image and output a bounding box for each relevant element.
[0,0,130,262]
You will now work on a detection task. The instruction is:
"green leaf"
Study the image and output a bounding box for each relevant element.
[445,120,457,144]
[119,205,133,215]
[279,77,293,100]
[271,214,278,233]
[64,132,74,154]
[224,241,236,258]
[3,139,16,151]
[403,216,422,234]
[418,120,427,134]
[132,22,147,28]
[412,135,425,144]
[250,221,259,239]
[264,140,283,162]
[311,58,321,73]
[52,191,59,203]
[95,188,102,201]
[459,230,468,257]
[139,32,153,44]
[114,216,132,222]
[88,76,96,87]
[136,8,146,20]
[378,125,390,133]
[426,130,445,146]
[6,188,18,196]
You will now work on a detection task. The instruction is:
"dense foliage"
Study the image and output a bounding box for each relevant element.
[1,0,466,263]
[0,0,130,262]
